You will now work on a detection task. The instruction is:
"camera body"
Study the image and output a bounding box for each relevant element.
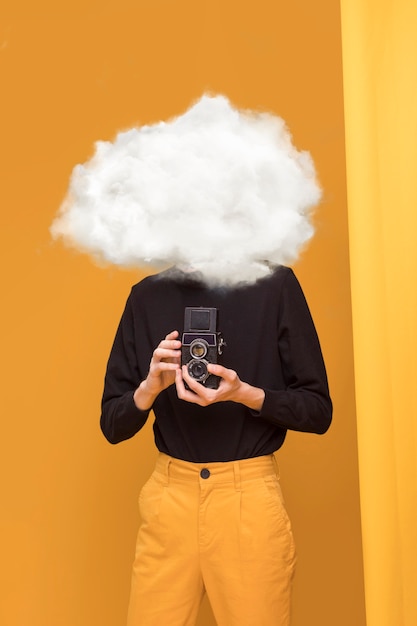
[181,307,225,389]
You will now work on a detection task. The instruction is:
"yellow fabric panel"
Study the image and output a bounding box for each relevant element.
[340,1,417,625]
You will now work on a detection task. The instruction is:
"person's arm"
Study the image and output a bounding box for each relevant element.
[176,270,332,435]
[100,293,181,444]
[100,295,148,444]
[257,269,332,434]
[133,330,181,409]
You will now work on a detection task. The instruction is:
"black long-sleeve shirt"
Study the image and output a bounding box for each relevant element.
[100,266,332,462]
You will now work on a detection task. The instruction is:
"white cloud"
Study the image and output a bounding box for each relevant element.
[51,94,321,285]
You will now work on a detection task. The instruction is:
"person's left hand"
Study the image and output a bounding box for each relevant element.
[175,364,265,411]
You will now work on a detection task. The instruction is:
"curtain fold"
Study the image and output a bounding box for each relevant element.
[340,1,417,624]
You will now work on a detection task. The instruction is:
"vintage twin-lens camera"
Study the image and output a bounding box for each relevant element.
[181,307,225,389]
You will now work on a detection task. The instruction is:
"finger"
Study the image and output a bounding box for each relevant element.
[158,338,181,350]
[206,363,226,377]
[152,346,181,362]
[165,330,179,340]
[207,363,236,383]
[181,365,221,396]
[176,368,210,405]
[151,355,180,371]
[180,366,218,402]
[175,369,196,400]
[150,361,180,375]
[180,365,202,392]
[175,368,187,394]
[177,366,200,395]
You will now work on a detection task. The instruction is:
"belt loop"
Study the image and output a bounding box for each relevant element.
[165,457,171,486]
[272,454,280,480]
[159,453,171,485]
[233,460,241,491]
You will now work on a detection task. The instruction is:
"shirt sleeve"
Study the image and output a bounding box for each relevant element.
[254,269,332,434]
[100,293,150,444]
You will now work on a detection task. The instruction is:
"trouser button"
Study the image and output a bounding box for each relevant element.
[200,468,210,479]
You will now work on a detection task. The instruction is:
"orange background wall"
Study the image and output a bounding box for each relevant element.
[0,1,365,625]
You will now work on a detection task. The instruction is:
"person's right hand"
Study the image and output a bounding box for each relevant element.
[133,330,181,410]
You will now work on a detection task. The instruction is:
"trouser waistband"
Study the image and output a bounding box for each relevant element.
[154,452,279,489]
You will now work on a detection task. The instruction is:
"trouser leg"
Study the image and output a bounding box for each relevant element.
[200,466,296,625]
[126,470,204,626]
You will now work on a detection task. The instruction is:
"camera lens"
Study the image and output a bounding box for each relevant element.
[188,359,209,382]
[190,340,207,359]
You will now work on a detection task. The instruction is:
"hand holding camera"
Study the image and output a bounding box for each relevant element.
[133,330,181,411]
[175,362,264,411]
[178,307,264,409]
[134,307,265,413]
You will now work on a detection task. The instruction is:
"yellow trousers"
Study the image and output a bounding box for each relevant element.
[127,453,296,626]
